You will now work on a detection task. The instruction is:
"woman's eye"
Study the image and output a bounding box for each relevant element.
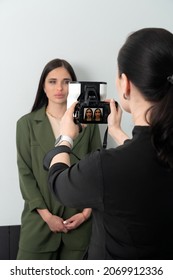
[50,80,56,84]
[64,80,71,85]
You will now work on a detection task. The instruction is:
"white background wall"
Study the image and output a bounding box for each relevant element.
[0,0,173,226]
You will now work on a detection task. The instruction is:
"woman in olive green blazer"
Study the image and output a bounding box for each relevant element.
[16,59,102,259]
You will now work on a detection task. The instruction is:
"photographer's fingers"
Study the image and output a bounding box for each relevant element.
[67,101,78,115]
[76,121,83,133]
[109,99,118,112]
[108,99,122,127]
[59,102,80,139]
[66,102,87,133]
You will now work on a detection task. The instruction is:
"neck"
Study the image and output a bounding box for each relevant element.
[46,103,66,119]
[130,98,152,126]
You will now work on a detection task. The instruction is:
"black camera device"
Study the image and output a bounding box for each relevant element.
[68,81,113,124]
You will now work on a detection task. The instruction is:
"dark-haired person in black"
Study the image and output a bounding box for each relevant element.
[44,28,173,259]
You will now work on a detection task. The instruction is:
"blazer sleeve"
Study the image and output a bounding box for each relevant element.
[16,117,47,211]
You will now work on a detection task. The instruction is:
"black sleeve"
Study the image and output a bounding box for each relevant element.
[48,151,104,210]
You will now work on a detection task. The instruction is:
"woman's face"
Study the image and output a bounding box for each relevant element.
[86,109,93,118]
[44,67,72,105]
[94,109,101,118]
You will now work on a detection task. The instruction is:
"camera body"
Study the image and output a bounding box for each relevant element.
[68,81,111,124]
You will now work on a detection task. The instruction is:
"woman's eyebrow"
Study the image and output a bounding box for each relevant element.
[63,78,72,81]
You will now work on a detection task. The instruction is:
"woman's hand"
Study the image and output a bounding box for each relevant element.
[37,208,68,233]
[63,208,92,230]
[108,99,129,145]
[46,214,68,233]
[108,99,122,131]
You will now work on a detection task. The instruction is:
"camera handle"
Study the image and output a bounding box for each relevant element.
[102,127,108,149]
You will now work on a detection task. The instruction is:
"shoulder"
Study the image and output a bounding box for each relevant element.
[17,107,46,125]
[17,112,33,123]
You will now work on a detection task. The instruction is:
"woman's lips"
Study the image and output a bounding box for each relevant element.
[54,94,64,98]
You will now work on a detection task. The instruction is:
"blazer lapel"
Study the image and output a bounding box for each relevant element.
[73,129,85,149]
[33,107,55,153]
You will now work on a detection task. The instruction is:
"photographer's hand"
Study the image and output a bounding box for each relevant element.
[50,102,85,168]
[108,99,129,145]
[60,102,84,139]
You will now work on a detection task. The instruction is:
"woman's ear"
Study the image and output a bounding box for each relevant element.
[120,73,130,99]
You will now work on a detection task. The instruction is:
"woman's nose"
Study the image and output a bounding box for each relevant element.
[57,82,63,90]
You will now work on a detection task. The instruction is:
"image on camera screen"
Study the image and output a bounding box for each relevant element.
[79,105,109,124]
[84,107,102,122]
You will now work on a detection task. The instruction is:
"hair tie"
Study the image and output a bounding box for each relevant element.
[167,75,173,84]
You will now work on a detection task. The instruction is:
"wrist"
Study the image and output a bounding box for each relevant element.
[81,212,87,221]
[81,208,92,221]
[58,140,72,148]
[44,212,53,223]
[37,209,52,223]
[55,135,73,148]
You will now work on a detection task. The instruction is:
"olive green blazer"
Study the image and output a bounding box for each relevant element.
[16,106,102,253]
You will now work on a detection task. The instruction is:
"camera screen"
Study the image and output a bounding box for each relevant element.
[80,106,109,124]
[83,107,103,122]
